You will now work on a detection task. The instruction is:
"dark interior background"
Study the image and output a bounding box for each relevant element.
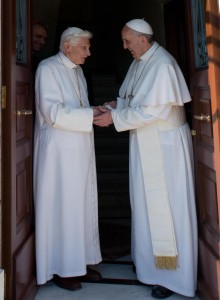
[33,0,166,80]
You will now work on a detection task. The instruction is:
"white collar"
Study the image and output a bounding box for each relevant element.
[58,51,78,69]
[139,42,159,62]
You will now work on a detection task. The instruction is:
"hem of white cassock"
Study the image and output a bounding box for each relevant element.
[136,274,196,298]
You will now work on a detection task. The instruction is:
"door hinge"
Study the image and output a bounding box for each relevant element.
[1,86,6,109]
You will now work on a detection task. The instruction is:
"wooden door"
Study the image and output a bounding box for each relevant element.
[186,0,220,299]
[2,0,37,299]
[165,0,220,299]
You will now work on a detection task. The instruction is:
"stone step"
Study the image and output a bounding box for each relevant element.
[95,145,128,156]
[97,181,129,193]
[96,155,129,172]
[97,175,129,194]
[98,192,131,219]
[94,128,129,152]
[95,137,129,152]
[99,206,131,219]
[99,209,130,219]
[92,73,130,219]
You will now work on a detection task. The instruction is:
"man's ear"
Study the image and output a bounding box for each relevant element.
[142,36,151,50]
[141,36,148,45]
[63,42,71,53]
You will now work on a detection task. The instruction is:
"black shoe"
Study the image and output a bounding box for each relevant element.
[151,285,174,299]
[78,267,102,282]
[53,275,82,291]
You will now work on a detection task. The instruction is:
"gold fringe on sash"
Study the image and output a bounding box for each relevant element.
[155,256,178,270]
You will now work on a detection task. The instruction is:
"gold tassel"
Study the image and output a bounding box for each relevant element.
[155,256,178,270]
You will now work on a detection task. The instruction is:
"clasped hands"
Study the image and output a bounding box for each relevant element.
[92,101,116,127]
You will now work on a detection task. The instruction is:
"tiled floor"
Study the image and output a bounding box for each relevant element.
[35,256,200,300]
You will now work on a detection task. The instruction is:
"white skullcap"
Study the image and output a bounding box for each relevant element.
[61,27,84,38]
[126,19,153,35]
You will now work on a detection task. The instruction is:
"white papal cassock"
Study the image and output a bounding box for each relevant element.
[112,42,198,297]
[34,52,102,285]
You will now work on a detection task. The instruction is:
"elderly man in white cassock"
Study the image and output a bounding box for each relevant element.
[94,19,198,299]
[34,27,103,291]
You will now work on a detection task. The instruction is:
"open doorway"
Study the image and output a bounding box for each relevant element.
[2,0,220,299]
[32,0,166,262]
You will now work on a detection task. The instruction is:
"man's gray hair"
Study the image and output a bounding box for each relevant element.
[59,27,93,52]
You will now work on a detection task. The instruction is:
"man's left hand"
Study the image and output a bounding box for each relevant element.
[93,110,113,127]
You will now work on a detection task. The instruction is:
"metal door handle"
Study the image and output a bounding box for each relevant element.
[194,114,210,122]
[16,109,32,117]
[191,129,196,136]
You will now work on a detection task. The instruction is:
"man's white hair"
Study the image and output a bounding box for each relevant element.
[59,27,93,52]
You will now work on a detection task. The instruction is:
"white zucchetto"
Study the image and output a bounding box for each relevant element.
[126,19,153,35]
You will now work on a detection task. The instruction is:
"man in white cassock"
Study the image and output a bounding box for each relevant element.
[94,19,198,299]
[34,27,102,291]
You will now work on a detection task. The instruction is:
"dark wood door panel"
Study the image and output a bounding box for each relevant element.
[192,81,219,299]
[15,82,33,248]
[2,0,37,298]
[196,146,214,169]
[14,233,37,300]
[197,162,219,255]
[192,77,218,261]
[185,0,220,298]
[16,158,33,243]
[198,240,219,300]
